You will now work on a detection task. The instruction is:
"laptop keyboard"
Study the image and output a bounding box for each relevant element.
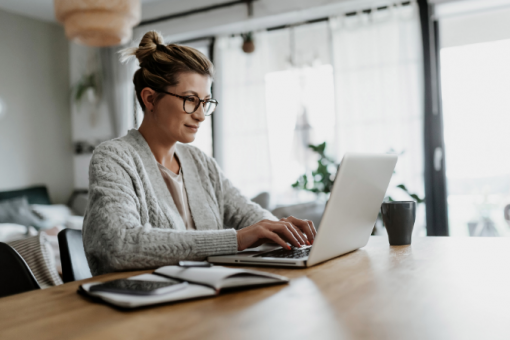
[255,246,312,259]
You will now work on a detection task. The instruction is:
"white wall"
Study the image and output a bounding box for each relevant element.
[0,9,73,203]
[439,6,510,48]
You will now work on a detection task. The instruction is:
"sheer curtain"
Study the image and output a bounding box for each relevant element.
[330,2,426,234]
[214,2,425,230]
[213,31,286,200]
[99,44,137,138]
[214,25,334,203]
[264,22,335,205]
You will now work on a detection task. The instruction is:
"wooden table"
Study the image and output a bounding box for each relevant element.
[1,237,509,340]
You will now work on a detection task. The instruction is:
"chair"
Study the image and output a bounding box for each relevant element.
[0,242,40,298]
[251,192,270,210]
[58,229,92,283]
[271,201,326,230]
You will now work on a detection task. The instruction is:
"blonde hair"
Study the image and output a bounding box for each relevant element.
[120,30,214,112]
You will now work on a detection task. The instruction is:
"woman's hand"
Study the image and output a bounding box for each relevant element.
[236,216,317,251]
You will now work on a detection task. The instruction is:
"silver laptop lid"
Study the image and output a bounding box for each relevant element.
[306,153,398,267]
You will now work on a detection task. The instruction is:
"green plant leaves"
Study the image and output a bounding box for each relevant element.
[293,143,426,205]
[72,72,101,106]
[292,142,337,194]
[396,184,425,203]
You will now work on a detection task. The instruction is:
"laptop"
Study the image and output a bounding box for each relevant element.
[208,153,398,268]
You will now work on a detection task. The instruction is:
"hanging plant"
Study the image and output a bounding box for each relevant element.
[72,72,102,107]
[241,32,255,53]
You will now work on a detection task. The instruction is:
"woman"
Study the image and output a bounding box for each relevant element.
[82,31,316,276]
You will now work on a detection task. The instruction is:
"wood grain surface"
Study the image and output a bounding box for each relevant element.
[1,237,509,340]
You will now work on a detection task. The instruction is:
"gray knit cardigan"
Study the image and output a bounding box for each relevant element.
[82,129,276,275]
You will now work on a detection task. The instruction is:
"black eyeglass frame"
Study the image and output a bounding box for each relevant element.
[158,90,218,116]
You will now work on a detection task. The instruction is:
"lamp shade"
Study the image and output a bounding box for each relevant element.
[54,0,141,47]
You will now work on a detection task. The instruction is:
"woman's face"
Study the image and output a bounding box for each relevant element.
[144,72,212,144]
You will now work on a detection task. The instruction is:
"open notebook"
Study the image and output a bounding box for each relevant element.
[79,265,289,309]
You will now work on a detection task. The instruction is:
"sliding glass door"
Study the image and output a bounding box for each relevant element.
[438,6,510,237]
[440,39,510,237]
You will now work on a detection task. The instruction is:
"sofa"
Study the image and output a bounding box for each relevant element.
[0,185,86,288]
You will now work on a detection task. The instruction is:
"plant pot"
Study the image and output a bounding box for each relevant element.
[242,40,255,53]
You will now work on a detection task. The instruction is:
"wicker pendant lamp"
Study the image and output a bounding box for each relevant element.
[54,0,141,47]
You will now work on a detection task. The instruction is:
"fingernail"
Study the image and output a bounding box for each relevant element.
[306,241,310,246]
[287,245,291,250]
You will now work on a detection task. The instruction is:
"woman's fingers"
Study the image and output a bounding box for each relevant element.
[279,218,307,241]
[274,223,302,248]
[282,221,306,246]
[307,220,317,238]
[262,220,300,247]
[238,219,313,251]
[282,216,316,245]
[262,229,291,250]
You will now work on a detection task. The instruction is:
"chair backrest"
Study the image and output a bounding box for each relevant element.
[271,201,326,230]
[251,192,270,210]
[58,229,92,283]
[0,242,40,298]
[0,185,51,205]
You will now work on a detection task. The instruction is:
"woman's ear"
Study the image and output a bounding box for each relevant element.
[140,87,156,112]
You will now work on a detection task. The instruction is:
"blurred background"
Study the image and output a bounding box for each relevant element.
[1,0,510,247]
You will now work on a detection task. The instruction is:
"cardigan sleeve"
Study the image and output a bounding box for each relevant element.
[204,154,278,230]
[82,144,238,276]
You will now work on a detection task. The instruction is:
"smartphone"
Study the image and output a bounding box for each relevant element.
[89,279,187,296]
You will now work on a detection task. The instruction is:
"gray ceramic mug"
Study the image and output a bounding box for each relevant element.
[380,201,416,245]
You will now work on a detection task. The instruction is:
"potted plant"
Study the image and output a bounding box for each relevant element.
[292,142,425,233]
[241,32,255,53]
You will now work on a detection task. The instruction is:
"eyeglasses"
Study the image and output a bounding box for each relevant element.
[158,90,218,116]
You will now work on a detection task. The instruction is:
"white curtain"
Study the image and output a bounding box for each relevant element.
[330,2,426,234]
[214,3,425,231]
[213,32,277,199]
[99,45,137,138]
[214,25,333,203]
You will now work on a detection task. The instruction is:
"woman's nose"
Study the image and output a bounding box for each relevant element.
[192,104,206,122]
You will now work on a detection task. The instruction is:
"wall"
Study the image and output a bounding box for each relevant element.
[439,7,510,48]
[0,9,73,203]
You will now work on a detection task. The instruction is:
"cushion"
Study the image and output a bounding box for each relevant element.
[31,204,73,227]
[8,233,63,288]
[0,223,37,243]
[66,215,84,230]
[0,197,50,230]
[31,204,84,230]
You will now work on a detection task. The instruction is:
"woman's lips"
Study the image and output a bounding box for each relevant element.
[185,124,199,132]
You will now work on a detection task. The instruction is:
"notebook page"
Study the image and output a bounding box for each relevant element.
[154,266,288,290]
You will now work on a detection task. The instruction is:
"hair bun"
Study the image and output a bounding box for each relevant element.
[139,30,164,52]
[119,30,165,65]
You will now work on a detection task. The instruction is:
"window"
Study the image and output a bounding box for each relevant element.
[441,39,510,236]
[265,64,336,205]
